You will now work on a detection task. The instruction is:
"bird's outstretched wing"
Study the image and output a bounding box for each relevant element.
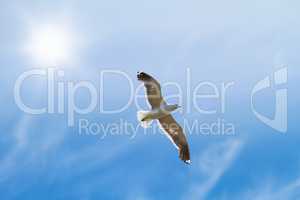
[158,115,191,164]
[137,72,164,109]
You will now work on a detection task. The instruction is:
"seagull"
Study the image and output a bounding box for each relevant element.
[137,72,191,164]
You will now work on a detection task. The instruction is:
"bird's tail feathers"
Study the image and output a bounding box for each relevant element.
[137,110,153,128]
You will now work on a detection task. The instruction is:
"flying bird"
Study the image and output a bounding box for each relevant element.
[137,72,191,164]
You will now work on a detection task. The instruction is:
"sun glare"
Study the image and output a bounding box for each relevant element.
[26,24,73,67]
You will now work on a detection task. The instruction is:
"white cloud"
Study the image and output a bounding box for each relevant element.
[184,138,244,200]
[0,115,67,183]
[236,176,300,200]
[0,115,31,182]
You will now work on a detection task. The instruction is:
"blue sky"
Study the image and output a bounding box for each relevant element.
[1,1,300,199]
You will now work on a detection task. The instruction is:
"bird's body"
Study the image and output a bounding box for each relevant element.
[139,105,178,121]
[137,71,191,164]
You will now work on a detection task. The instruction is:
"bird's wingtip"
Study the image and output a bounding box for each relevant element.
[137,71,149,81]
[184,160,191,165]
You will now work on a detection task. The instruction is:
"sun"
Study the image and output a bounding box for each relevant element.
[25,24,73,67]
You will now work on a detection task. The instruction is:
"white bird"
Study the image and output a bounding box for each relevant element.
[137,72,191,164]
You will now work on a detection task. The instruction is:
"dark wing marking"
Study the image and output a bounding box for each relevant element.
[158,115,191,164]
[137,72,164,109]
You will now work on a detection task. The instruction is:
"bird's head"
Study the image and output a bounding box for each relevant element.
[165,104,181,112]
[173,104,181,110]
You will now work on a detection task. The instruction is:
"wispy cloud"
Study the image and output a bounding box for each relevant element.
[184,138,244,200]
[0,115,31,182]
[236,175,300,200]
[0,114,67,183]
